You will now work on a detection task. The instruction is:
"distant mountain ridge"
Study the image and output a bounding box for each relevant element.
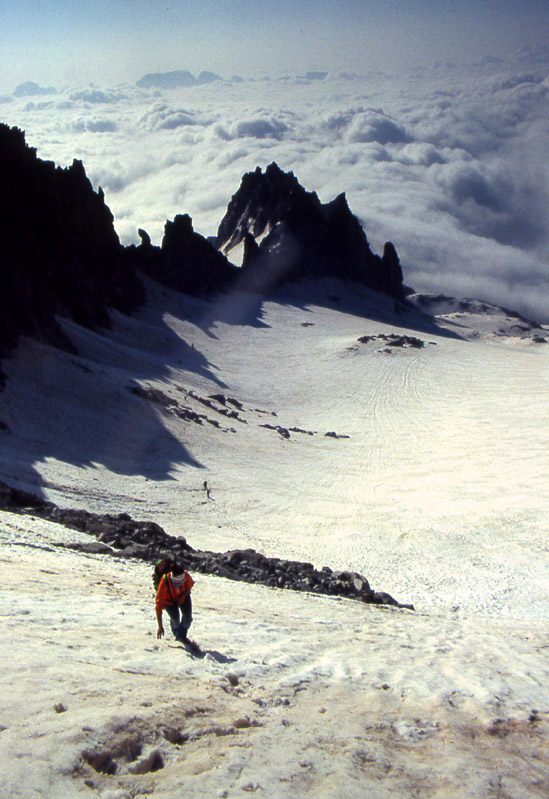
[0,123,405,370]
[136,70,222,89]
[13,81,57,97]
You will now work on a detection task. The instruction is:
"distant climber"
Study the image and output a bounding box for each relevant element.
[203,480,212,500]
[155,562,194,643]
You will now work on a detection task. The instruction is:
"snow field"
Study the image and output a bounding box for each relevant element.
[0,279,547,796]
[0,510,547,798]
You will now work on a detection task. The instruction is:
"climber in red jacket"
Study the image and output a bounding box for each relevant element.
[155,563,194,643]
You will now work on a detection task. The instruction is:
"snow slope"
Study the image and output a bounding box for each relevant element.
[0,279,547,797]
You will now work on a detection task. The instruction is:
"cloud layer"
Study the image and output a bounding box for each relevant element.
[3,54,548,321]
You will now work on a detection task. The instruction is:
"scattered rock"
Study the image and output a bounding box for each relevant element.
[128,749,164,774]
[353,749,377,767]
[226,673,240,687]
[227,397,243,409]
[358,332,428,349]
[393,719,440,741]
[53,702,67,713]
[233,718,252,729]
[161,726,188,745]
[487,719,507,737]
[386,334,424,348]
[128,384,176,409]
[130,384,229,429]
[186,389,246,423]
[83,749,118,775]
[260,423,291,439]
[110,736,142,762]
[0,479,413,610]
[289,426,315,436]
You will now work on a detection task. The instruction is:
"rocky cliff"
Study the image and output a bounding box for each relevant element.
[216,162,404,297]
[0,123,144,363]
[1,126,407,371]
[128,213,238,295]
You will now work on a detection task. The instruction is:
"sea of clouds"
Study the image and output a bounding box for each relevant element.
[2,49,548,321]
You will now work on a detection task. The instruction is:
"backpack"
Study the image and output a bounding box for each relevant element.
[153,558,174,591]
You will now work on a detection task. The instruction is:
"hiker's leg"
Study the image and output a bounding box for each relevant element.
[176,595,193,639]
[164,604,180,637]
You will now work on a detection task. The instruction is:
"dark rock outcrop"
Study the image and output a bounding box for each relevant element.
[216,162,404,298]
[0,124,145,360]
[0,480,413,609]
[0,129,409,371]
[132,213,237,295]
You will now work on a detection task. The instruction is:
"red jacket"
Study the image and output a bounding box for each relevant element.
[155,571,194,611]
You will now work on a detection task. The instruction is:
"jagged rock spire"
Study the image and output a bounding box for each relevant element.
[0,134,407,369]
[216,162,404,298]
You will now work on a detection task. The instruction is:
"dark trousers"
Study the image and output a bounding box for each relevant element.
[165,595,193,640]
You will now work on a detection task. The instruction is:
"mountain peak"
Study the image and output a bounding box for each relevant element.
[216,163,404,298]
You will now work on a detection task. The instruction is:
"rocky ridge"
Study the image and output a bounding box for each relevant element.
[0,124,407,370]
[128,213,238,296]
[216,162,404,297]
[0,480,413,610]
[0,124,144,364]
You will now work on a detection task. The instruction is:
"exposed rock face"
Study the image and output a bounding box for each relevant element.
[216,162,404,298]
[129,213,238,295]
[0,480,413,609]
[0,124,145,360]
[0,129,408,371]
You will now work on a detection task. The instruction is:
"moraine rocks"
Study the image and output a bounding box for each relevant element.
[0,480,413,610]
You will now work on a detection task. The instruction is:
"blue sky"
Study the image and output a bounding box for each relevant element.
[1,0,548,91]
